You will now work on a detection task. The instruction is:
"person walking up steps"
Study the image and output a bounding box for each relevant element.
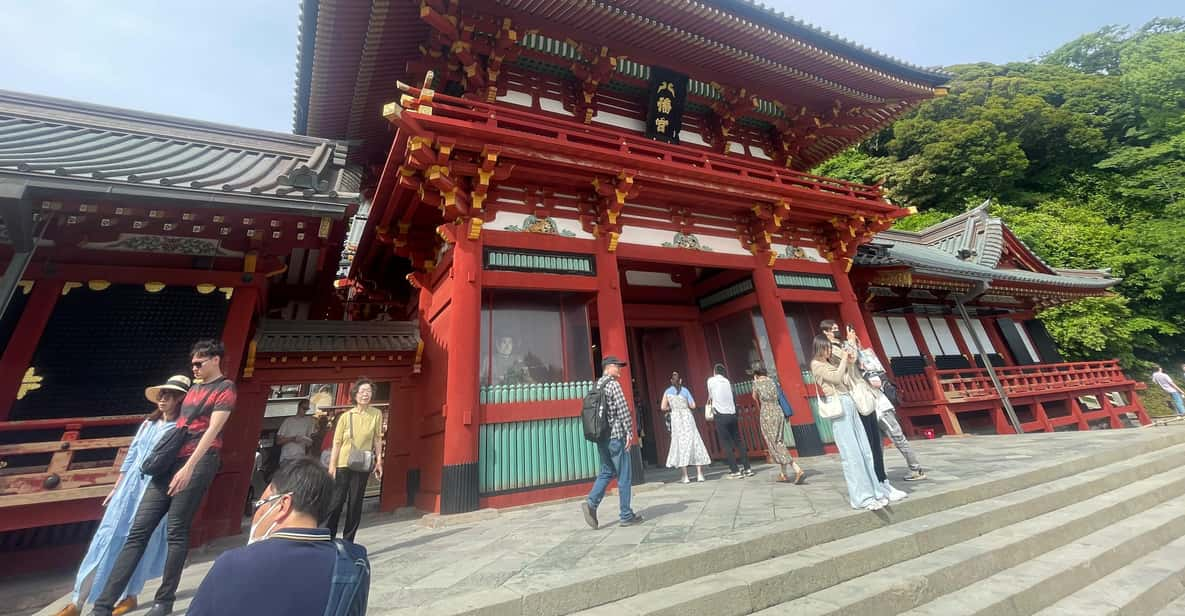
[1153,365,1185,416]
[582,356,644,529]
[661,371,710,483]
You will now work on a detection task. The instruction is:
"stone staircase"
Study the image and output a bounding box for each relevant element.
[571,428,1185,616]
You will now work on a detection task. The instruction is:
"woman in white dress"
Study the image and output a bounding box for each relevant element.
[662,372,712,483]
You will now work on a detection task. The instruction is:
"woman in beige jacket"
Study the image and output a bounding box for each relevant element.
[810,335,889,511]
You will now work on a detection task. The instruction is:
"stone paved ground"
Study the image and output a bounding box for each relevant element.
[19,426,1175,616]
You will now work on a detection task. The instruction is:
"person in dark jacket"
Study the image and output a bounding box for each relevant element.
[187,458,369,616]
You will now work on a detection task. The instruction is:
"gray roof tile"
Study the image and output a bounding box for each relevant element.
[256,319,420,354]
[0,90,359,209]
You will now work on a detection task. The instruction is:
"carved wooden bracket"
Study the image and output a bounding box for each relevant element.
[591,170,638,251]
[569,43,623,124]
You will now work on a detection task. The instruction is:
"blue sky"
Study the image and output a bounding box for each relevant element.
[0,1,1179,133]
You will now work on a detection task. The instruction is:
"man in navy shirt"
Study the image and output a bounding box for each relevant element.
[188,458,369,615]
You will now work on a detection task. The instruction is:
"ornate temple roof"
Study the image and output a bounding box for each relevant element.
[292,0,949,164]
[0,90,360,214]
[857,202,1117,291]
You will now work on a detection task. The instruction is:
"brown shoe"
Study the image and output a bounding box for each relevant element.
[52,604,80,616]
[111,596,138,616]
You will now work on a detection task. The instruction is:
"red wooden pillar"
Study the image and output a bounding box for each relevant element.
[440,233,483,514]
[220,285,260,379]
[832,263,873,346]
[904,315,933,363]
[1069,395,1089,431]
[380,377,416,512]
[594,244,635,414]
[752,266,822,455]
[0,280,63,421]
[944,315,973,362]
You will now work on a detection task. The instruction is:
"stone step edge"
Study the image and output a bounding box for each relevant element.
[419,430,1185,616]
[774,476,1185,616]
[1035,534,1185,616]
[582,447,1185,616]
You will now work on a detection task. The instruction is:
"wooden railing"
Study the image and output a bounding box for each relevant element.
[0,415,143,508]
[396,87,889,207]
[896,360,1133,405]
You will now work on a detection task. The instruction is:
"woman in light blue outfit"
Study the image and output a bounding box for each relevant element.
[56,375,190,616]
[810,336,889,511]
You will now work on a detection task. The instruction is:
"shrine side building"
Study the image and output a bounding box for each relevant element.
[0,0,1147,567]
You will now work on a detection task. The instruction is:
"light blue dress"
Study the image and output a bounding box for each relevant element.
[71,419,174,605]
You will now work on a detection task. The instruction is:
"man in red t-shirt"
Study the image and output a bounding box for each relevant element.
[91,340,235,616]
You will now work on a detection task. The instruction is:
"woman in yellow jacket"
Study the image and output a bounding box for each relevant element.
[326,377,384,541]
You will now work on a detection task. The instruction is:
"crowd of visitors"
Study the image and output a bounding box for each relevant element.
[581,317,931,528]
[50,340,371,616]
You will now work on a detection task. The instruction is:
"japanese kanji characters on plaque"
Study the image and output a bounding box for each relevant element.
[645,67,689,144]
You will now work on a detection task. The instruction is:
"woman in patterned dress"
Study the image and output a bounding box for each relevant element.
[661,372,711,483]
[753,367,805,484]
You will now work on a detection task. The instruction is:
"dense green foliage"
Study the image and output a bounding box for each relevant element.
[815,19,1185,374]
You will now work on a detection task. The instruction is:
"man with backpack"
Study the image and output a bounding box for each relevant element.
[187,458,370,616]
[581,356,644,529]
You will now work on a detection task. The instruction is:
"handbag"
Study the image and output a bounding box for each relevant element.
[704,401,715,421]
[850,377,878,417]
[141,420,189,477]
[345,411,376,473]
[776,385,794,418]
[813,382,843,420]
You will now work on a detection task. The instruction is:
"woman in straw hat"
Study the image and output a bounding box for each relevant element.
[55,375,191,616]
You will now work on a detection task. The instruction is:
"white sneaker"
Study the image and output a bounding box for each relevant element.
[883,480,907,502]
[864,500,885,511]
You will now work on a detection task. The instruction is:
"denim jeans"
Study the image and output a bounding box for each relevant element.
[713,413,751,473]
[92,450,220,613]
[1171,392,1185,416]
[830,395,887,509]
[587,438,635,522]
[878,409,923,473]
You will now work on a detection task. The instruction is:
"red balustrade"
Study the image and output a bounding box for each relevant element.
[0,414,143,509]
[395,87,892,211]
[895,360,1134,405]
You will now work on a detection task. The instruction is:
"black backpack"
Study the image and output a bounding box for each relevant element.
[581,380,611,443]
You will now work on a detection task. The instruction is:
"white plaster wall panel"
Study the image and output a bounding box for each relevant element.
[679,129,708,147]
[551,217,594,239]
[707,236,752,256]
[625,270,683,288]
[592,110,646,132]
[618,225,672,247]
[728,142,746,155]
[496,90,533,108]
[887,317,921,355]
[491,210,530,230]
[873,316,902,357]
[538,97,567,116]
